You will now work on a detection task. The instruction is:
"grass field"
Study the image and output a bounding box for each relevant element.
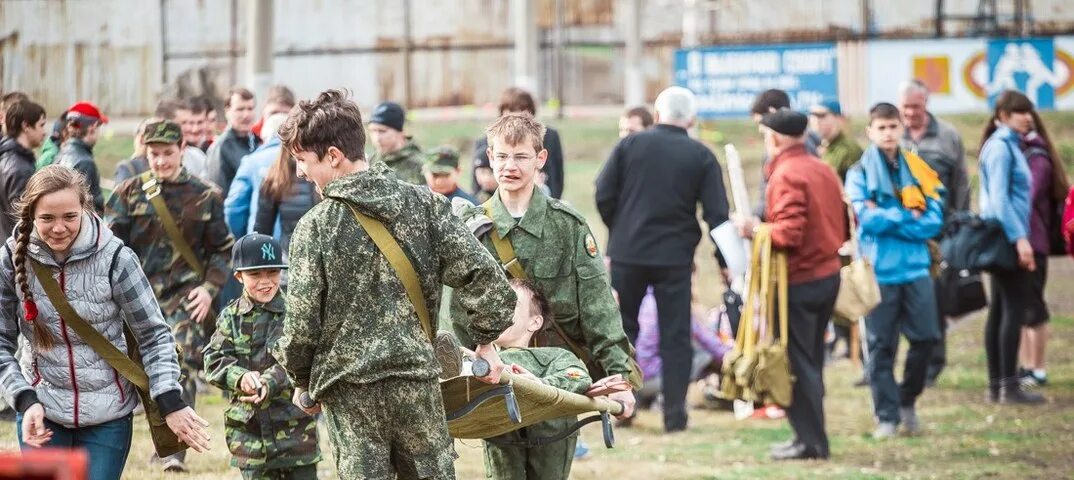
[1,112,1072,479]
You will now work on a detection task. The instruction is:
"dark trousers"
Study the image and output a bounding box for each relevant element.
[926,279,948,382]
[18,413,133,480]
[611,262,692,431]
[986,267,1034,381]
[784,273,840,453]
[865,276,940,424]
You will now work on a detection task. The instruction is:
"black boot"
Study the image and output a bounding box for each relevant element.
[999,377,1045,405]
[985,379,1000,403]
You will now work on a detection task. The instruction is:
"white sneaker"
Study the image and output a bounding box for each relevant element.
[900,407,921,435]
[872,422,897,440]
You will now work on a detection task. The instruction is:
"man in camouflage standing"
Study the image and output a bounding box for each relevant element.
[368,101,426,185]
[455,113,639,418]
[105,120,235,473]
[273,90,515,479]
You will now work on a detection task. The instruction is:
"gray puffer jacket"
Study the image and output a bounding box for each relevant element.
[0,212,184,428]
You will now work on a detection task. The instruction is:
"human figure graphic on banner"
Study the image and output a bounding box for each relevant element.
[987,44,1022,97]
[1020,44,1061,106]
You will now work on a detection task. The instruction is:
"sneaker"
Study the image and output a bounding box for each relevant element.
[900,406,921,435]
[872,422,897,440]
[1021,371,1048,388]
[161,457,188,473]
[434,331,464,379]
[999,378,1046,405]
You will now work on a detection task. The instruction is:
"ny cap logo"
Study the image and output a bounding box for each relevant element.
[261,243,276,261]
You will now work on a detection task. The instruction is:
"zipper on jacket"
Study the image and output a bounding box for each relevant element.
[56,266,80,428]
[31,360,41,387]
[113,369,125,403]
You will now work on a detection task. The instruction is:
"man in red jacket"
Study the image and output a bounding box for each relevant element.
[739,109,848,461]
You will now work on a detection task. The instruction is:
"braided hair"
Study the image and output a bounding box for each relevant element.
[12,165,94,350]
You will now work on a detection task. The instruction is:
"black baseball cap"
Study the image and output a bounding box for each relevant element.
[369,102,406,132]
[232,234,288,272]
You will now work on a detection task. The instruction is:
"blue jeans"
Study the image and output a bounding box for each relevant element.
[16,412,133,480]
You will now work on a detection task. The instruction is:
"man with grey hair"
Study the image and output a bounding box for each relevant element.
[595,86,730,432]
[898,79,969,386]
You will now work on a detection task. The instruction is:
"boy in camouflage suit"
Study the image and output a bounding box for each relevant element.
[272,90,516,479]
[105,120,234,472]
[204,234,320,480]
[453,113,639,418]
[484,279,592,479]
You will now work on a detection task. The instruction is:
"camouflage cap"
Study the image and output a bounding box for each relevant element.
[142,120,183,145]
[423,146,460,174]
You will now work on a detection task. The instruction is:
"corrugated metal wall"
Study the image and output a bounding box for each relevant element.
[3,0,1073,116]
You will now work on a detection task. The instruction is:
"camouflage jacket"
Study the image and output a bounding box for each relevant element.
[203,292,320,470]
[370,138,426,185]
[274,162,515,398]
[104,168,234,315]
[455,188,637,384]
[495,347,591,441]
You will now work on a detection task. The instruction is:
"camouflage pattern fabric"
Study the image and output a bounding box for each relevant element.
[204,292,321,472]
[484,347,592,480]
[105,167,234,371]
[454,188,636,383]
[240,464,317,480]
[370,138,427,185]
[273,162,514,478]
[322,377,456,479]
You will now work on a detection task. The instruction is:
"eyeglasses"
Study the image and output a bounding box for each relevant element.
[492,153,536,163]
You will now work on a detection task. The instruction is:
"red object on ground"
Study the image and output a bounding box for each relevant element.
[0,448,88,480]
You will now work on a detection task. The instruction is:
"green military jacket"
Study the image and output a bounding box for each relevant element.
[455,188,636,384]
[105,168,234,315]
[371,137,426,185]
[204,292,321,470]
[274,162,515,398]
[822,131,864,182]
[493,347,591,440]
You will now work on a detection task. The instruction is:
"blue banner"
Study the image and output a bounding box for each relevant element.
[986,37,1057,109]
[674,43,839,119]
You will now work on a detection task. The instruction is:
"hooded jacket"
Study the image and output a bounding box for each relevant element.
[275,162,514,397]
[0,137,36,237]
[0,213,184,428]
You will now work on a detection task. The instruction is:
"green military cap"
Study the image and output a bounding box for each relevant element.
[423,146,460,174]
[142,120,182,145]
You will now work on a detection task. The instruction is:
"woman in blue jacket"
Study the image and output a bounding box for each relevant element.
[977,90,1045,405]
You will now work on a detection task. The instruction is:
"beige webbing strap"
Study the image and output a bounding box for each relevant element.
[343,202,433,342]
[139,171,205,278]
[30,260,150,391]
[481,202,528,281]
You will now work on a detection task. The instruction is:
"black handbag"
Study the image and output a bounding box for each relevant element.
[936,265,988,318]
[939,211,1018,273]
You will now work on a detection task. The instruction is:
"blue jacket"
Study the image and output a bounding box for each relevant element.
[978,125,1031,242]
[844,146,944,285]
[225,137,280,236]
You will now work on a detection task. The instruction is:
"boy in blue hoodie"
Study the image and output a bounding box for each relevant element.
[844,103,944,440]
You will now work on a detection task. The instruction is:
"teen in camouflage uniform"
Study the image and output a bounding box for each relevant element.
[484,279,592,479]
[368,101,426,185]
[453,113,639,417]
[104,120,234,471]
[272,90,515,479]
[204,234,320,480]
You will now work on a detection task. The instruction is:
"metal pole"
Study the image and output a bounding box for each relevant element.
[624,0,644,107]
[246,0,274,99]
[159,0,168,86]
[512,0,538,94]
[554,0,565,119]
[230,0,239,87]
[403,0,413,108]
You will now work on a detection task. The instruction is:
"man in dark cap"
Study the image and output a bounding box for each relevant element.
[369,101,425,185]
[738,108,848,461]
[423,146,477,205]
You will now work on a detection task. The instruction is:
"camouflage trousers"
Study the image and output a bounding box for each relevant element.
[321,377,457,479]
[240,464,318,480]
[482,435,576,479]
[162,309,206,464]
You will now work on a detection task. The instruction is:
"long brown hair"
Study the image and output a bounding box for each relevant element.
[261,147,296,202]
[980,90,1070,200]
[13,166,94,349]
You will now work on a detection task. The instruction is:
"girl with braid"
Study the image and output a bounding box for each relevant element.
[0,165,211,480]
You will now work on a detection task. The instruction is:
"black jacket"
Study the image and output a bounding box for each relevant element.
[471,127,565,199]
[595,124,730,267]
[206,128,261,194]
[56,139,104,212]
[253,177,319,257]
[0,137,36,236]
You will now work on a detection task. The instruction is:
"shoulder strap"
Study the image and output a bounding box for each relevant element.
[138,171,205,278]
[480,201,528,280]
[29,260,150,392]
[341,201,433,343]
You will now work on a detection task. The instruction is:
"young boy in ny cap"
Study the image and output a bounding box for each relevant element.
[424,145,478,205]
[204,234,321,480]
[368,101,425,185]
[483,279,592,479]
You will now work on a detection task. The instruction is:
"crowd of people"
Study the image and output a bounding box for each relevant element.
[0,74,1071,480]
